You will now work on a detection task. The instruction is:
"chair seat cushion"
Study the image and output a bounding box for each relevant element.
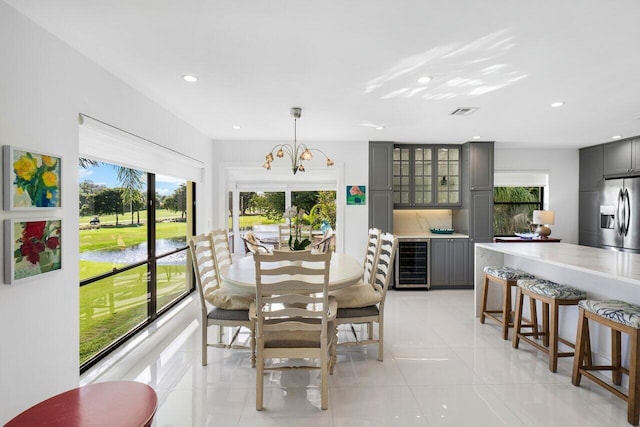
[484,266,535,281]
[207,306,250,321]
[517,278,586,300]
[337,305,379,318]
[264,320,337,348]
[204,287,254,310]
[329,282,382,308]
[579,299,640,328]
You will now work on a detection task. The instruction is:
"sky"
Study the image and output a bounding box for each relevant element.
[78,162,184,196]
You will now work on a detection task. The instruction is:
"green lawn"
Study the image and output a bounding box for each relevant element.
[79,213,189,365]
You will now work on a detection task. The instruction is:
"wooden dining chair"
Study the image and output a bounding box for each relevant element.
[189,232,255,367]
[330,232,398,361]
[242,231,271,254]
[252,250,336,410]
[310,229,334,253]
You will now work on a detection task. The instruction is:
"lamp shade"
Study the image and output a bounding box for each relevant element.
[533,210,555,225]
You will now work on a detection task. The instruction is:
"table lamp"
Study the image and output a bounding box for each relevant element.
[532,210,555,239]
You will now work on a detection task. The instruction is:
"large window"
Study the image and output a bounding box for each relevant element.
[79,159,193,372]
[493,187,544,236]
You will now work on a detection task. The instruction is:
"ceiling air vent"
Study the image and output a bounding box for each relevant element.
[450,107,479,116]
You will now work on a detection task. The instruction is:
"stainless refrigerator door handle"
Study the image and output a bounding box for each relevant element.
[617,189,624,235]
[624,188,631,236]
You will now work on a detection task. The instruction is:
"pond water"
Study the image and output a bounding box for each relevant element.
[80,238,187,265]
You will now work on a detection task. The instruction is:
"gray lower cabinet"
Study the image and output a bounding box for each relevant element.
[430,238,469,288]
[579,191,599,247]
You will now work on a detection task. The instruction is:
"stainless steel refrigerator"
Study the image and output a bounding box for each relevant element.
[600,178,640,252]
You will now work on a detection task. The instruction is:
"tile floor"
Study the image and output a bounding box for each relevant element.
[86,289,632,426]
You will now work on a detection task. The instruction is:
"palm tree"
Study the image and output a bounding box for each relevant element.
[116,167,145,224]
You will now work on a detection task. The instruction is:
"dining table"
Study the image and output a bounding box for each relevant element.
[221,252,363,296]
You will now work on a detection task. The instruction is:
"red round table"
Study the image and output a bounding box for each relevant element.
[5,381,157,427]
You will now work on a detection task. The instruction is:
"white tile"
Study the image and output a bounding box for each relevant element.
[85,289,633,426]
[410,384,527,426]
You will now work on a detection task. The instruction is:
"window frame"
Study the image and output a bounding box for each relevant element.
[79,171,195,373]
[493,186,544,237]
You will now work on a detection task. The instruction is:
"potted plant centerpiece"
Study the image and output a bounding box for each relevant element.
[283,206,311,251]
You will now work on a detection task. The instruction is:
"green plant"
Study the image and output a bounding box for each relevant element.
[308,190,336,229]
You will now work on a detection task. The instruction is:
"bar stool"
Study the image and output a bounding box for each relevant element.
[512,278,586,372]
[572,299,640,426]
[480,266,537,340]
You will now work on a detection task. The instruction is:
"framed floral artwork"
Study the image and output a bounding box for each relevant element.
[4,218,62,284]
[346,185,366,205]
[3,145,62,210]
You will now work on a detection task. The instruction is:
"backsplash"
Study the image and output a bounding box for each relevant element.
[393,210,452,234]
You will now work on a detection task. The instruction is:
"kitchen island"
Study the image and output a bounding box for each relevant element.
[475,242,640,364]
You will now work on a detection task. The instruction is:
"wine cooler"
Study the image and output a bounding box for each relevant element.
[394,238,430,289]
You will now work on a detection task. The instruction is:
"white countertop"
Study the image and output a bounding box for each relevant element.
[476,242,640,285]
[396,233,469,239]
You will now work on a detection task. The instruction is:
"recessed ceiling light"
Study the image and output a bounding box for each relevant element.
[472,135,481,139]
[375,126,384,131]
[551,101,565,107]
[182,74,199,83]
[612,135,622,139]
[232,125,241,130]
[417,76,433,84]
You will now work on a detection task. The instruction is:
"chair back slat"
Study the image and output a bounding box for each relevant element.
[372,232,398,296]
[363,228,381,285]
[210,228,233,274]
[253,250,332,337]
[189,233,221,310]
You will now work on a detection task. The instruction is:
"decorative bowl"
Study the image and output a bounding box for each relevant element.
[514,232,538,239]
[430,228,455,234]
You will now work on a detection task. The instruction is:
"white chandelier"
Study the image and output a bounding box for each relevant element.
[262,107,334,175]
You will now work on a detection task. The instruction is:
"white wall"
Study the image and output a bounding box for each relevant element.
[494,147,579,243]
[211,140,369,259]
[0,4,213,423]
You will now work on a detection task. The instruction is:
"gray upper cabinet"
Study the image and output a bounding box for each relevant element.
[468,142,494,191]
[602,138,640,177]
[369,190,393,234]
[579,145,604,191]
[633,138,640,172]
[369,142,393,190]
[369,142,394,232]
[604,139,631,177]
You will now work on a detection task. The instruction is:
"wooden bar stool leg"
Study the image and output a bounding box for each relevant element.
[572,308,587,386]
[502,281,511,340]
[512,287,524,349]
[549,300,559,373]
[629,328,640,426]
[480,274,490,324]
[613,329,623,385]
[542,302,550,347]
[529,298,539,339]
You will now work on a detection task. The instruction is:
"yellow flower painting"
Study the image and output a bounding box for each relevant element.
[3,146,61,209]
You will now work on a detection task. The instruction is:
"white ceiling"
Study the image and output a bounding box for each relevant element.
[6,0,640,149]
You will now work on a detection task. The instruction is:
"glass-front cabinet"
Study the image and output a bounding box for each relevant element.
[393,144,460,208]
[436,147,460,205]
